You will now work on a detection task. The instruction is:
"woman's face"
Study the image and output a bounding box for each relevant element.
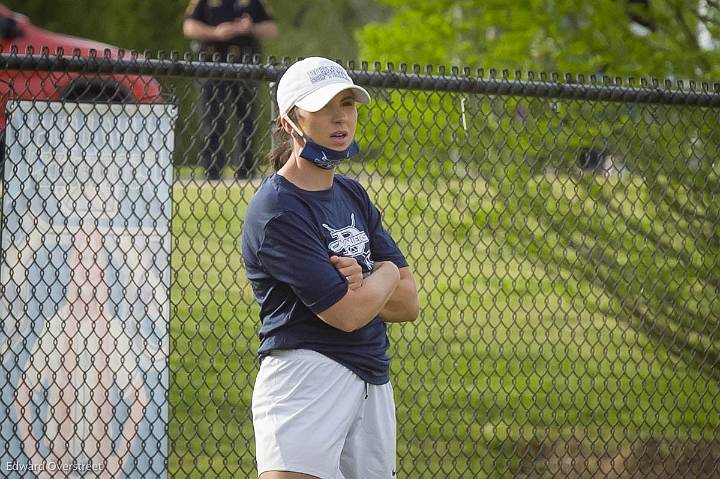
[294,90,358,150]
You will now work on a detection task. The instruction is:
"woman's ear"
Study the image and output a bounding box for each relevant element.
[280,117,305,145]
[278,117,295,136]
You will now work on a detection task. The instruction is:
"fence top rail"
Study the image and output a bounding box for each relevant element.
[2,51,720,108]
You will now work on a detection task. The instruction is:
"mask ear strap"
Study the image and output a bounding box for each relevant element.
[283,115,306,140]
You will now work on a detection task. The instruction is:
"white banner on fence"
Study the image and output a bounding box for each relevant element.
[0,101,176,478]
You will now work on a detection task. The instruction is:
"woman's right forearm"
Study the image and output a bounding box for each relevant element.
[317,261,400,332]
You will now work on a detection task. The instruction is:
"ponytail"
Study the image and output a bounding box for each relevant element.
[268,109,298,171]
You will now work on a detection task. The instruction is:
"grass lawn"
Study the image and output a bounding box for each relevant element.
[168,167,720,478]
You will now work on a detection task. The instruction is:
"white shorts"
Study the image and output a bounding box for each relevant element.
[252,349,397,479]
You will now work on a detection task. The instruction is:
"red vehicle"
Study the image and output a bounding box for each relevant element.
[0,3,162,123]
[0,4,163,168]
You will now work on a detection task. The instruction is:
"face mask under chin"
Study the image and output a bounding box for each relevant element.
[285,116,360,170]
[298,138,360,169]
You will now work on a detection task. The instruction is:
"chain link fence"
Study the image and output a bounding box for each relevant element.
[1,51,719,478]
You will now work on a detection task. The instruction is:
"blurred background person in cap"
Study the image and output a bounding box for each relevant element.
[183,0,277,180]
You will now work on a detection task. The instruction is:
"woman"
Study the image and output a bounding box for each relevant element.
[242,57,419,479]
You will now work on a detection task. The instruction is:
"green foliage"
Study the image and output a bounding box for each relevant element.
[352,0,720,228]
[5,0,191,52]
[358,0,720,78]
[262,0,389,59]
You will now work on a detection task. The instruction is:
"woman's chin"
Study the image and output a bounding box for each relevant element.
[324,141,351,151]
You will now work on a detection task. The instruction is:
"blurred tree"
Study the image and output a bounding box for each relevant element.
[3,0,190,52]
[263,0,388,59]
[357,0,720,79]
[352,0,720,178]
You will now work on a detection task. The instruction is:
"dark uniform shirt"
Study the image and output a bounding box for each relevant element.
[242,174,408,385]
[185,0,273,57]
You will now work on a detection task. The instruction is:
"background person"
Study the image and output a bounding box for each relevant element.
[183,0,277,180]
[242,57,420,478]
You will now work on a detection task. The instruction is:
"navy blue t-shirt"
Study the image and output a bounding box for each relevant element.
[242,174,408,385]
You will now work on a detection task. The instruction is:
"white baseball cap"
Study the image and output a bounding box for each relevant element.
[276,57,371,118]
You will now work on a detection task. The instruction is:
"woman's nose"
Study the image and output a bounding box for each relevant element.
[330,104,346,122]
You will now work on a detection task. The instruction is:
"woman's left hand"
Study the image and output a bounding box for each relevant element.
[330,255,364,290]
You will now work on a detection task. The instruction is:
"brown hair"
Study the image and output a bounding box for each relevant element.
[268,109,299,171]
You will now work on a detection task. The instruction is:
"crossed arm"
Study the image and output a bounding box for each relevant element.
[183,16,277,42]
[316,256,420,333]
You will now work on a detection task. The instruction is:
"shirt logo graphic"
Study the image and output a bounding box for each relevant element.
[322,213,373,270]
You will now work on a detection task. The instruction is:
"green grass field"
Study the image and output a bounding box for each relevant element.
[168,166,720,478]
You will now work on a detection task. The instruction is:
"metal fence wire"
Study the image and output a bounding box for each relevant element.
[1,51,719,479]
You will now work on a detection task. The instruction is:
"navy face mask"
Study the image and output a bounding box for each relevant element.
[285,117,360,170]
